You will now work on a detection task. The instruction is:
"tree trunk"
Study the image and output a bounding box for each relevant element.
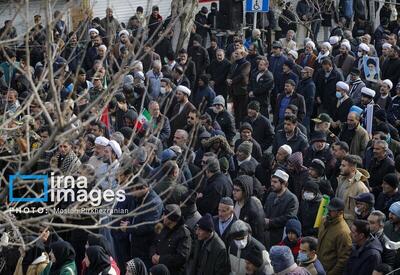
[171,0,198,52]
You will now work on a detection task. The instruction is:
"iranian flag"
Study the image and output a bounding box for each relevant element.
[135,108,152,131]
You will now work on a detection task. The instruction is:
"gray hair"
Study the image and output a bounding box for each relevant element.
[375,140,389,151]
[370,210,386,226]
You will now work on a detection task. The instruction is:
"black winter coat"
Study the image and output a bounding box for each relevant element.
[213,215,237,246]
[264,189,299,249]
[249,69,274,109]
[272,128,308,155]
[150,219,192,275]
[381,57,400,94]
[296,77,316,120]
[343,237,383,275]
[191,233,229,275]
[315,68,344,116]
[188,45,210,76]
[243,114,275,152]
[298,195,322,237]
[274,92,306,125]
[207,59,231,97]
[333,97,353,123]
[197,172,233,216]
[206,108,236,143]
[375,191,400,217]
[234,138,263,162]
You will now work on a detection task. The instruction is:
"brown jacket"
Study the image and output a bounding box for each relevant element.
[336,170,369,226]
[334,54,356,78]
[297,53,317,68]
[317,215,352,275]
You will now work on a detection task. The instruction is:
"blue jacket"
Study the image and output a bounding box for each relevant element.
[194,85,216,111]
[296,77,316,119]
[269,54,288,94]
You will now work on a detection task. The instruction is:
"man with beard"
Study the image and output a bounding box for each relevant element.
[367,140,395,197]
[331,81,354,133]
[227,48,251,126]
[336,155,369,226]
[100,140,121,189]
[75,69,93,95]
[316,198,352,275]
[88,75,105,103]
[112,29,134,61]
[172,65,191,88]
[376,79,393,112]
[348,68,366,106]
[243,101,275,152]
[50,140,81,175]
[213,197,237,246]
[368,210,396,267]
[129,71,150,112]
[338,112,369,158]
[304,131,336,175]
[148,5,163,39]
[234,123,263,162]
[100,8,121,45]
[315,58,344,116]
[169,85,196,145]
[296,66,315,132]
[376,174,400,217]
[334,41,355,78]
[188,37,210,77]
[193,74,215,111]
[272,114,308,155]
[207,49,231,98]
[381,45,400,94]
[274,79,305,126]
[150,204,191,275]
[269,41,288,111]
[264,169,298,249]
[248,57,274,118]
[88,136,109,181]
[120,177,163,267]
[177,49,196,89]
[312,113,339,145]
[148,101,170,146]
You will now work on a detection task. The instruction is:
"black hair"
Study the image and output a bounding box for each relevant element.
[284,114,298,124]
[353,219,370,238]
[301,236,318,251]
[342,154,359,167]
[332,141,349,152]
[286,104,298,115]
[321,58,332,66]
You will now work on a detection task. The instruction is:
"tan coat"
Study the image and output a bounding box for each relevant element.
[14,253,49,275]
[317,215,352,275]
[349,125,369,158]
[336,170,369,226]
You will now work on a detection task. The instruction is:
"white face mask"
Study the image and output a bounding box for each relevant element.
[303,191,316,201]
[160,87,166,95]
[355,206,362,215]
[234,238,248,249]
[357,51,363,57]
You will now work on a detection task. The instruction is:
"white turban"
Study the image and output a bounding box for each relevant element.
[336,81,349,92]
[88,28,99,35]
[359,43,370,52]
[119,29,129,37]
[341,41,351,51]
[383,79,393,90]
[361,87,376,98]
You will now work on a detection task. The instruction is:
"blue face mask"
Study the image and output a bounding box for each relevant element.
[336,92,343,99]
[297,251,309,262]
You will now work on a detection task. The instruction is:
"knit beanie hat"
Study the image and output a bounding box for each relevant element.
[383,173,399,189]
[270,245,295,273]
[237,141,253,156]
[389,201,400,218]
[243,245,264,268]
[285,219,302,237]
[287,152,303,168]
[197,213,214,232]
[240,122,253,133]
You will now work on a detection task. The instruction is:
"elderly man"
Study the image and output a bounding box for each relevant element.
[348,68,366,106]
[275,144,292,167]
[336,155,369,225]
[338,112,369,158]
[146,60,163,100]
[274,79,306,125]
[245,28,265,55]
[279,30,297,52]
[368,210,396,267]
[213,197,237,245]
[264,169,299,249]
[376,79,393,111]
[148,101,170,145]
[312,113,339,145]
[207,49,231,98]
[206,96,236,144]
[100,8,121,44]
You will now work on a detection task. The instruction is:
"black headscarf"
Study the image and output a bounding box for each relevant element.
[85,245,111,275]
[22,237,45,275]
[126,258,148,275]
[149,264,170,275]
[87,234,113,257]
[49,241,76,275]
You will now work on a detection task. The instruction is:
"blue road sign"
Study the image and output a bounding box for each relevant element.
[246,0,269,12]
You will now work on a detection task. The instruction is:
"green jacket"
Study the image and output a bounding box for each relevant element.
[41,260,77,275]
[317,215,352,275]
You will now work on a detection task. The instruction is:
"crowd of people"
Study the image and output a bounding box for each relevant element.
[3,1,400,275]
